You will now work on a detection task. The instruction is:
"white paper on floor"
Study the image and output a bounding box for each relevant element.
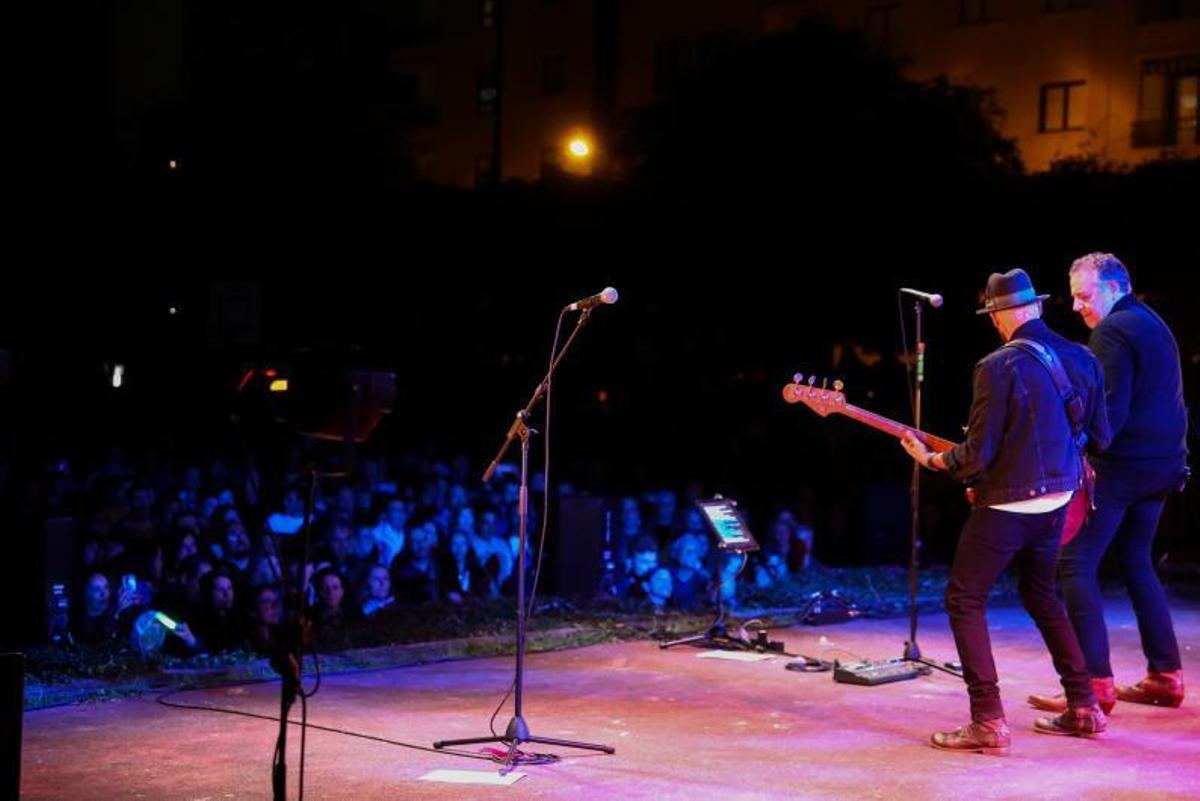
[418,769,526,785]
[696,650,775,662]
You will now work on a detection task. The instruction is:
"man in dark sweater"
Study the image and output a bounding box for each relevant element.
[1030,253,1189,714]
[903,268,1110,754]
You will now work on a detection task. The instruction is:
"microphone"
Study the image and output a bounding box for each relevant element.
[565,287,619,312]
[900,287,944,308]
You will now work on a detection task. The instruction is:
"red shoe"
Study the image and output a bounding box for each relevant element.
[1027,677,1116,716]
[930,718,1011,756]
[1117,671,1185,708]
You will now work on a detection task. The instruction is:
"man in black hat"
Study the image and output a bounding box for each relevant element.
[902,268,1111,754]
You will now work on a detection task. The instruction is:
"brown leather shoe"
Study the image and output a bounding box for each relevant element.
[930,718,1011,756]
[1034,704,1107,738]
[1117,671,1184,708]
[1028,676,1116,715]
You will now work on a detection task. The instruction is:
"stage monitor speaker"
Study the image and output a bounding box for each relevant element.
[554,496,613,599]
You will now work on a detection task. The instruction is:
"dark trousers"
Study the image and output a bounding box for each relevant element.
[1059,461,1184,677]
[946,505,1094,721]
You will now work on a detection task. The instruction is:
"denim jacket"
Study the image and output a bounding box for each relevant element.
[942,319,1111,507]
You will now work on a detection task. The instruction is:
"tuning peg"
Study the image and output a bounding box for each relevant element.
[793,373,804,384]
[833,380,844,392]
[807,375,816,387]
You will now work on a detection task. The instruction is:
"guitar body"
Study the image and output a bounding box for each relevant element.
[1060,459,1095,545]
[1061,491,1088,545]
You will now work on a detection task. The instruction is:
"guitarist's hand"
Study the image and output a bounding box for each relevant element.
[902,432,945,471]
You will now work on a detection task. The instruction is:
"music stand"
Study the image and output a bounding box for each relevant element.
[660,497,761,651]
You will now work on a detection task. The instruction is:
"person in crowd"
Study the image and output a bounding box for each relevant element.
[471,506,513,590]
[438,530,493,604]
[361,565,395,617]
[392,522,440,604]
[616,536,661,601]
[311,567,356,651]
[266,485,306,535]
[191,569,245,653]
[249,586,283,655]
[365,496,407,567]
[219,519,254,576]
[319,517,371,591]
[75,573,119,645]
[644,567,674,612]
[670,533,711,611]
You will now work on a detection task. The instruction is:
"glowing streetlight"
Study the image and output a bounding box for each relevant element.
[567,137,591,160]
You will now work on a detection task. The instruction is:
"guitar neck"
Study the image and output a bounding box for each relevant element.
[837,404,958,453]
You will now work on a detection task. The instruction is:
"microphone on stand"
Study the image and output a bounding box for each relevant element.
[899,287,944,308]
[565,287,619,312]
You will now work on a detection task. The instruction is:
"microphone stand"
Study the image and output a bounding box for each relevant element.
[434,307,614,773]
[901,298,961,678]
[271,467,317,801]
[272,462,353,800]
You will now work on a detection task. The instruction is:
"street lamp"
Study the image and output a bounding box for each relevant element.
[562,133,596,176]
[567,137,591,159]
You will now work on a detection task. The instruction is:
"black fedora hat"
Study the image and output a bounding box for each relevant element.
[976,268,1050,315]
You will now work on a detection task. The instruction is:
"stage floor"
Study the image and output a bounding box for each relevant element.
[22,600,1200,800]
